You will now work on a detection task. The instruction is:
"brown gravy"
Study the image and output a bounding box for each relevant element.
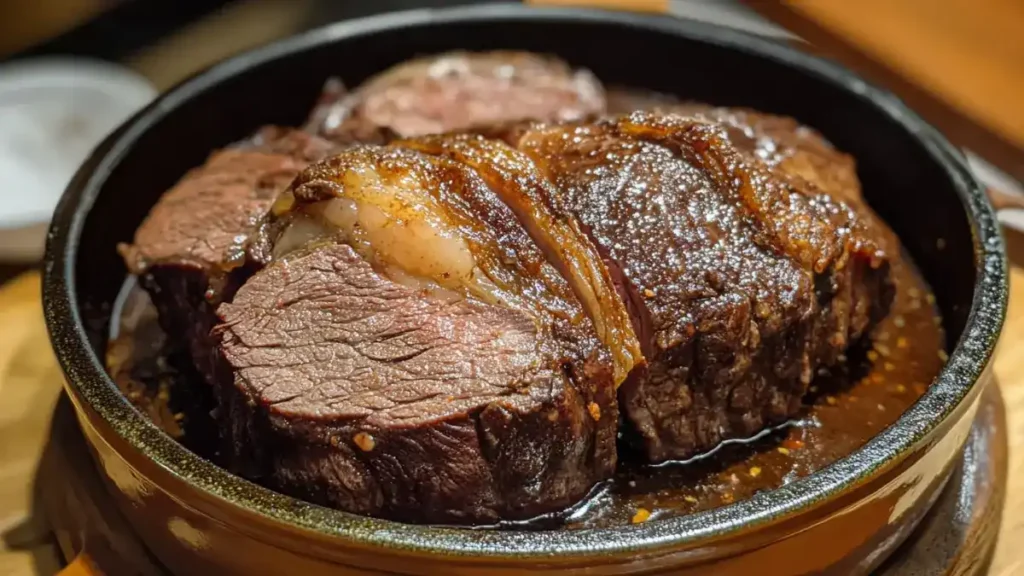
[107,251,943,530]
[568,255,944,528]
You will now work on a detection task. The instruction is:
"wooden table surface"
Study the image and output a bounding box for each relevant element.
[534,0,1024,181]
[749,0,1024,185]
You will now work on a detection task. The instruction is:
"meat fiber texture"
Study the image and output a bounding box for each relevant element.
[211,115,892,523]
[121,51,610,386]
[216,243,617,523]
[214,139,635,524]
[498,112,894,461]
[305,51,606,141]
[118,128,340,381]
[121,52,896,524]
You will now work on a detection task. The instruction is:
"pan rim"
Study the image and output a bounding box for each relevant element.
[41,3,1008,562]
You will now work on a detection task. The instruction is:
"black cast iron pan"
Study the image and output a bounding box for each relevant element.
[42,4,1007,574]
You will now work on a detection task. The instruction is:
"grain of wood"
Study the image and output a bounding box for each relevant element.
[126,0,314,91]
[988,231,1024,575]
[0,547,62,576]
[749,0,1024,185]
[777,0,1024,151]
[0,274,65,571]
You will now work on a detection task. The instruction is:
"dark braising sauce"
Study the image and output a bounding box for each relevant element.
[568,256,944,528]
[106,252,944,530]
[106,280,219,459]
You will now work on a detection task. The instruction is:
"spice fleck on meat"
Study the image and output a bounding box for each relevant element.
[353,432,376,452]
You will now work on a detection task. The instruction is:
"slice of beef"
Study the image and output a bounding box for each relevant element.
[307,51,606,142]
[302,78,396,146]
[216,244,612,524]
[118,128,338,381]
[505,112,894,461]
[217,144,619,523]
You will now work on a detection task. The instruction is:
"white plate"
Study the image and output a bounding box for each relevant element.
[0,58,156,261]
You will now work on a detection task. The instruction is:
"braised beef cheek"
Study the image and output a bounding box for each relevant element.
[112,68,912,525]
[214,143,623,524]
[501,112,893,461]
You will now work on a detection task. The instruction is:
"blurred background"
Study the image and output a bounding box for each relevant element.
[0,0,1020,263]
[0,0,1021,265]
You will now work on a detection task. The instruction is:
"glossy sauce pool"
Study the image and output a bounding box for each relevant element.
[106,249,943,530]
